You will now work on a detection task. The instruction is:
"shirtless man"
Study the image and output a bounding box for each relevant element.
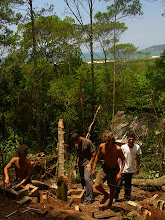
[92,131,125,208]
[4,145,33,189]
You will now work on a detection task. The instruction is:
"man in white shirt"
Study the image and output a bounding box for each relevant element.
[115,131,142,200]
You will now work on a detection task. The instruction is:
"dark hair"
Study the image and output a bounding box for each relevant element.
[71,133,80,141]
[16,145,28,155]
[127,131,135,139]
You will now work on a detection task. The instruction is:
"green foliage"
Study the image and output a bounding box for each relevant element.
[110,43,138,59]
[0,0,164,176]
[0,140,17,165]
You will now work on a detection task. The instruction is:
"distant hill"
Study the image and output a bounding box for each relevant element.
[142,44,165,52]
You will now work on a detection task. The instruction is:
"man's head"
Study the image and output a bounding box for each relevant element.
[16,145,28,160]
[71,133,81,144]
[127,131,135,147]
[102,131,116,145]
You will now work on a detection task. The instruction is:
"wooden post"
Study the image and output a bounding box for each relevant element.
[57,119,68,201]
[58,119,65,176]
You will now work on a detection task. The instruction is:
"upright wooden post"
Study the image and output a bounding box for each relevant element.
[58,119,65,176]
[57,119,68,201]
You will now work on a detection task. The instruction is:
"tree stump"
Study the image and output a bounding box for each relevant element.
[57,175,68,201]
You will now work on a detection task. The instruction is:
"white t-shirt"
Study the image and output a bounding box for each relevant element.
[121,143,142,173]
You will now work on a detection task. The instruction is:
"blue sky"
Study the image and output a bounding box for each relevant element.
[33,0,165,50]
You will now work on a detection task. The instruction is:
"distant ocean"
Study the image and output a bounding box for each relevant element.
[81,51,163,61]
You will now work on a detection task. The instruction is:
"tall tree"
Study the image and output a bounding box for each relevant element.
[0,0,23,61]
[94,12,127,122]
[100,0,143,130]
[110,43,138,60]
[64,0,96,122]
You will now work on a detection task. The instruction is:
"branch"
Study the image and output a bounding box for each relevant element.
[86,105,101,139]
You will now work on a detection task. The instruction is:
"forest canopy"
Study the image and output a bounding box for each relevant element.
[0,0,165,177]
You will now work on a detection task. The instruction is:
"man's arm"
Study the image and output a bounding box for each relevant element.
[92,145,102,175]
[116,149,125,181]
[136,155,140,174]
[74,153,78,169]
[86,150,96,172]
[4,158,16,185]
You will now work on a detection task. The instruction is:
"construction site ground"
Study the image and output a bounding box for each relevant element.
[1,183,165,220]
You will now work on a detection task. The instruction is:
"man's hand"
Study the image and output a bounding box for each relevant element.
[86,163,91,172]
[116,173,122,181]
[92,169,96,176]
[137,167,140,174]
[4,177,9,185]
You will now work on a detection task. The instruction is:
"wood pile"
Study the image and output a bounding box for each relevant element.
[29,154,57,181]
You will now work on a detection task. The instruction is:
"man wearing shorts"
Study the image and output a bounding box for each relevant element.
[92,131,125,208]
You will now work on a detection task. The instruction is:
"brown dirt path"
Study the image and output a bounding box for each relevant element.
[0,185,165,220]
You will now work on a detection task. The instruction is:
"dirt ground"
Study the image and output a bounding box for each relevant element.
[1,184,165,220]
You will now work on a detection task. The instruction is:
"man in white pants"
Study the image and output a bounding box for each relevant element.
[115,131,142,200]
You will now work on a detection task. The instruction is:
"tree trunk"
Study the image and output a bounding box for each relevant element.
[58,119,65,176]
[79,81,85,137]
[57,119,67,201]
[132,175,165,187]
[89,0,95,120]
[112,14,117,132]
[29,0,42,152]
[160,119,165,176]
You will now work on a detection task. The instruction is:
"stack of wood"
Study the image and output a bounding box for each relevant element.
[29,154,57,181]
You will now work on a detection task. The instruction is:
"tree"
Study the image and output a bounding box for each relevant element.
[94,12,127,64]
[100,0,143,130]
[0,0,24,61]
[93,12,127,122]
[146,50,165,115]
[64,0,96,122]
[110,43,138,60]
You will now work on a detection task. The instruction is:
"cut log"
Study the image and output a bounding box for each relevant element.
[31,180,49,190]
[5,188,19,199]
[57,210,94,220]
[16,196,31,205]
[28,186,39,197]
[132,176,165,187]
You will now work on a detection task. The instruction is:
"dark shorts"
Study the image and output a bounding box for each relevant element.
[11,179,32,187]
[95,165,120,189]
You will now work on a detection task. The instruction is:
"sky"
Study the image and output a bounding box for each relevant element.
[32,0,165,51]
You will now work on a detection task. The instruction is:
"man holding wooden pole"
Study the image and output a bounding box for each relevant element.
[71,133,96,204]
